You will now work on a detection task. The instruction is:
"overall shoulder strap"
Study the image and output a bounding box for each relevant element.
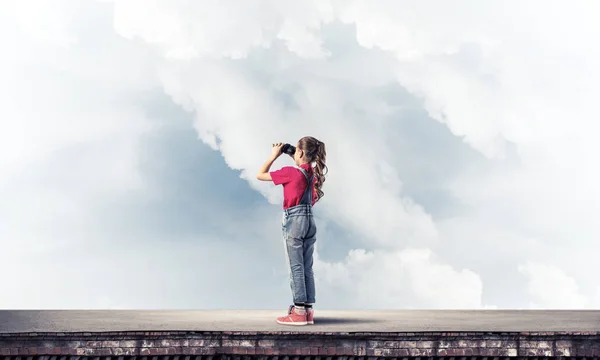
[293,166,314,205]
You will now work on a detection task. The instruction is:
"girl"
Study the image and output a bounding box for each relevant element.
[256,136,327,326]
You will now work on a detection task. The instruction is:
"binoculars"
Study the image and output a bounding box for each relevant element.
[281,143,296,156]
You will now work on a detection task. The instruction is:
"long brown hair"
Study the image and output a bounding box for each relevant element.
[298,136,328,202]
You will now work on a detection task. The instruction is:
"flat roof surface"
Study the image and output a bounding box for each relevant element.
[1,310,599,333]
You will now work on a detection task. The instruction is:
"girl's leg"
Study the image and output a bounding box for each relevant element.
[303,218,317,304]
[283,216,310,304]
[284,235,308,303]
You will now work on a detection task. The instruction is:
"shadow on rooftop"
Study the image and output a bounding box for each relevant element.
[313,317,382,325]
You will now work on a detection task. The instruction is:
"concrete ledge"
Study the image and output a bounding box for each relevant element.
[1,311,600,358]
[2,310,600,333]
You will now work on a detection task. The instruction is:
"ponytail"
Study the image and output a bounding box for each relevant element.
[313,141,327,202]
[298,136,328,202]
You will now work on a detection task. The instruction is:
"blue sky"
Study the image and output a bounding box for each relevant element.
[1,0,600,310]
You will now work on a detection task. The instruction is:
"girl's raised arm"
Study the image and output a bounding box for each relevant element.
[256,142,284,181]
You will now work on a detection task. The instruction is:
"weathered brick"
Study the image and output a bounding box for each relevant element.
[340,347,354,356]
[141,340,156,348]
[556,339,572,348]
[484,339,502,347]
[61,347,76,355]
[257,340,275,348]
[365,341,380,348]
[397,341,417,348]
[408,348,434,356]
[101,341,120,348]
[4,326,600,360]
[118,340,138,349]
[355,346,366,356]
[416,341,434,348]
[206,347,217,355]
[390,349,409,357]
[480,348,501,356]
[223,339,255,347]
[233,347,248,354]
[521,340,552,349]
[240,339,255,347]
[85,348,112,356]
[438,340,451,348]
[454,348,467,356]
[578,348,596,357]
[188,339,219,347]
[463,348,475,356]
[86,341,102,348]
[519,348,553,356]
[158,340,178,347]
[111,347,125,356]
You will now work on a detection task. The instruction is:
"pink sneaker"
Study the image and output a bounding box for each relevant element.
[277,305,307,326]
[287,305,314,324]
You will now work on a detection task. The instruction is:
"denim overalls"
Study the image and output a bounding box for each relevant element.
[282,166,317,305]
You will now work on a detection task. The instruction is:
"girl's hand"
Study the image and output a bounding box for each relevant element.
[271,142,284,158]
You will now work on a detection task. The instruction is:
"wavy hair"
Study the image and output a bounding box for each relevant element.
[298,136,328,202]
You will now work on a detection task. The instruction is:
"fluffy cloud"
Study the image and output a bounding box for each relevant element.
[2,0,599,310]
[519,262,589,309]
[315,248,483,309]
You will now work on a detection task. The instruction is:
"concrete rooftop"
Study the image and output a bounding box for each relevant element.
[1,310,600,333]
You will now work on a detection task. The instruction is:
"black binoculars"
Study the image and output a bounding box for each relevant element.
[281,143,296,156]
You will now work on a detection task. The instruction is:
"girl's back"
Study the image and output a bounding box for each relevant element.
[270,163,317,209]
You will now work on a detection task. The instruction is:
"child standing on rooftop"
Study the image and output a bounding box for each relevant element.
[256,136,327,326]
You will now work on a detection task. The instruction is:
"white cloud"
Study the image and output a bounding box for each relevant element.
[0,0,157,257]
[314,248,485,309]
[109,0,334,59]
[2,0,600,310]
[519,262,588,309]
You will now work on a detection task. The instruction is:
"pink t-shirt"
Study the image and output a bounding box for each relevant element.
[270,163,317,209]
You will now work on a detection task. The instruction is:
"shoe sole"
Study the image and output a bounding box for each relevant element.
[276,320,308,325]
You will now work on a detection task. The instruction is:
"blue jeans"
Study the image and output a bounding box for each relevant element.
[282,204,317,304]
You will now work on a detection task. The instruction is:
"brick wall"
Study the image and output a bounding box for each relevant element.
[1,331,599,358]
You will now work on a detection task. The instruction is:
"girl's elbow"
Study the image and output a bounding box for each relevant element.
[256,172,272,181]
